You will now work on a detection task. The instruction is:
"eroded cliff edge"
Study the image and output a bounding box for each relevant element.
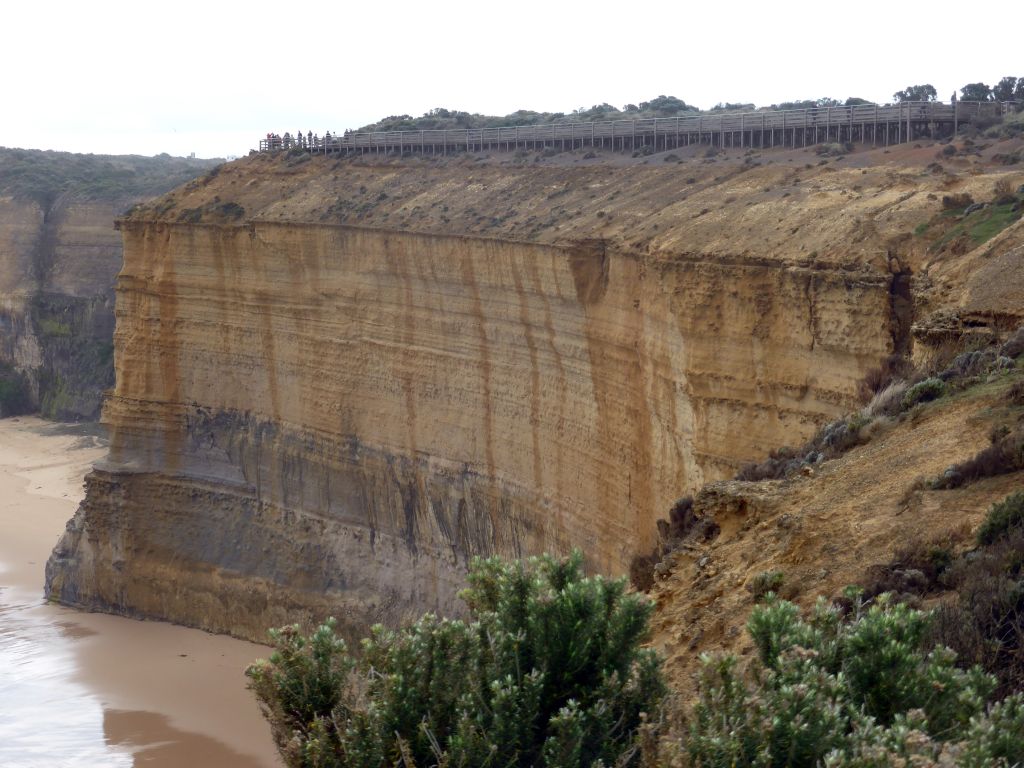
[46,145,1024,640]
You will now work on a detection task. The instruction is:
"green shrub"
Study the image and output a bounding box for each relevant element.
[689,595,1002,768]
[629,551,659,592]
[977,491,1024,546]
[900,377,946,410]
[921,520,1024,698]
[749,570,785,602]
[942,192,974,211]
[1000,326,1024,359]
[247,552,665,768]
[933,427,1024,489]
[1008,379,1024,405]
[959,693,1024,768]
[860,531,959,600]
[217,201,246,219]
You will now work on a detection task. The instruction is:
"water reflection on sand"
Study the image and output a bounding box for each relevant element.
[0,591,131,767]
[0,418,279,767]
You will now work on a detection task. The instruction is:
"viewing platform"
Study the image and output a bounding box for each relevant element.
[259,101,1016,156]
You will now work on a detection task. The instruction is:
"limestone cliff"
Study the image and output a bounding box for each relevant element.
[46,143,1024,641]
[0,149,220,419]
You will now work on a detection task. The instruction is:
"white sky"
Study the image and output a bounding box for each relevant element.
[2,0,1019,159]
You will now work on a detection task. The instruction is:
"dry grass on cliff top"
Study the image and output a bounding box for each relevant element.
[647,364,1024,696]
[125,137,1024,281]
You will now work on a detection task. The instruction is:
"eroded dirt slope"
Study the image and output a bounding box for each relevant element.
[649,370,1024,694]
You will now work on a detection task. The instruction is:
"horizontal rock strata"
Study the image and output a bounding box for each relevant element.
[48,214,894,640]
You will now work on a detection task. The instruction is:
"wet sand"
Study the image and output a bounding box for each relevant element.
[0,417,280,767]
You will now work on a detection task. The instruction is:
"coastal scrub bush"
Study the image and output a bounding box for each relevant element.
[1008,379,1024,406]
[932,426,1024,489]
[862,380,909,419]
[247,551,665,768]
[687,594,1024,768]
[217,201,246,219]
[959,694,1024,768]
[860,530,962,600]
[938,528,1024,696]
[993,177,1017,205]
[900,377,946,410]
[735,412,875,482]
[629,551,659,593]
[748,570,784,602]
[860,354,911,398]
[942,192,974,211]
[1000,325,1024,359]
[976,491,1024,546]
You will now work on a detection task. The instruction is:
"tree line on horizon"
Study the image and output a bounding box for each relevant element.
[357,76,1024,133]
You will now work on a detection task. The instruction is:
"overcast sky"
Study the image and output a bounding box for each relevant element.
[2,0,1019,159]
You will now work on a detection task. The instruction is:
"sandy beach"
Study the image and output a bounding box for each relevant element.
[0,416,280,767]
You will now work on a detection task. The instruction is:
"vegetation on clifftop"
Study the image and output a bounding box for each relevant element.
[0,147,221,207]
[356,96,699,132]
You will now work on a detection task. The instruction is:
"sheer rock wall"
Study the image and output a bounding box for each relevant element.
[47,213,893,640]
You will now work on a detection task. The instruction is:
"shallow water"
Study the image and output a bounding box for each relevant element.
[0,417,279,767]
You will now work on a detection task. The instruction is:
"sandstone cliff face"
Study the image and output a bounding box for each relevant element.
[45,146,1024,640]
[45,143,948,639]
[0,194,122,419]
[0,197,44,380]
[0,150,220,419]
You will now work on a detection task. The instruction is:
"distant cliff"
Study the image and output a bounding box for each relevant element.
[44,142,1024,642]
[0,148,220,419]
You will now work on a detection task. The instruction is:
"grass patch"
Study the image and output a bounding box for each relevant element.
[932,199,1023,251]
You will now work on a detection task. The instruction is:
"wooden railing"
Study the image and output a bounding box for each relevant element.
[259,101,1015,155]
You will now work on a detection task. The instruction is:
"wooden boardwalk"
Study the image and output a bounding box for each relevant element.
[260,101,1011,156]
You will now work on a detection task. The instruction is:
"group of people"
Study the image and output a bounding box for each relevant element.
[263,131,338,151]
